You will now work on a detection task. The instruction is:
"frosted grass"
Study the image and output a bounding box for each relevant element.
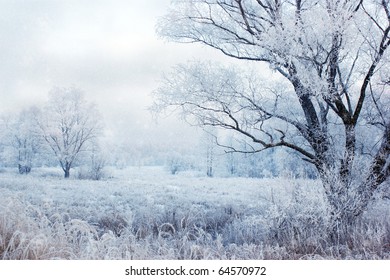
[0,166,388,259]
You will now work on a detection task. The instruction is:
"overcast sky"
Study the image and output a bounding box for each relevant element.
[0,0,229,145]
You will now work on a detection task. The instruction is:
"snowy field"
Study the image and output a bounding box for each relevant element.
[0,166,389,260]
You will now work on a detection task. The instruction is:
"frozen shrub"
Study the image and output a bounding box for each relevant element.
[88,151,107,180]
[76,165,107,181]
[165,152,194,175]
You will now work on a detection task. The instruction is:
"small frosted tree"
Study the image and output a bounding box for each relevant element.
[38,87,102,178]
[14,108,41,174]
[1,107,41,174]
[201,129,217,177]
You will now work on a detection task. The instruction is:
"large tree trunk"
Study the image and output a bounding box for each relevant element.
[323,180,359,244]
[18,164,31,175]
[63,162,72,178]
[64,169,70,178]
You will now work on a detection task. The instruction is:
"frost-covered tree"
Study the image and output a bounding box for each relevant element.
[201,129,217,177]
[0,107,41,174]
[155,0,390,239]
[75,141,107,180]
[38,87,102,178]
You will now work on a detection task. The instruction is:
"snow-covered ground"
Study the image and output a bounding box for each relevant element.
[0,166,389,259]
